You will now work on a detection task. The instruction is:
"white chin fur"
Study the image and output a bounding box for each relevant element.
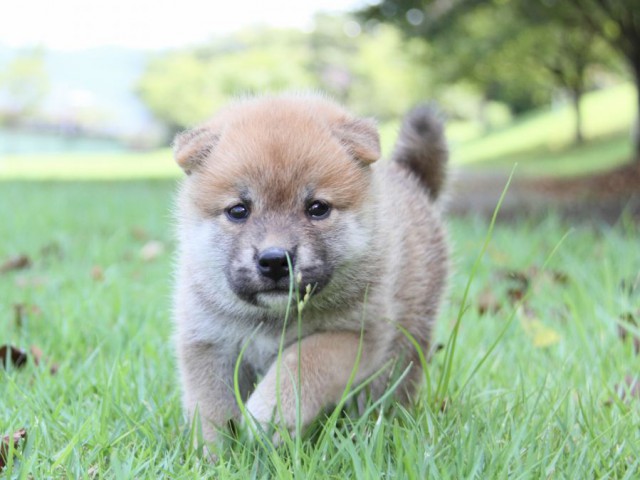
[256,291,294,312]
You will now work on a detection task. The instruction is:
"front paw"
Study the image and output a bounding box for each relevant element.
[244,379,281,431]
[244,364,302,441]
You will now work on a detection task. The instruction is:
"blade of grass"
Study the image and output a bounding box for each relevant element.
[436,165,516,401]
[453,228,571,399]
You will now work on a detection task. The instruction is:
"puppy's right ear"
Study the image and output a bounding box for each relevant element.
[172,127,219,175]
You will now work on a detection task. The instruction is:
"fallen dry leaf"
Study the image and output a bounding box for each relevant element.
[0,428,28,470]
[0,344,58,374]
[477,287,501,316]
[29,345,59,375]
[91,265,105,281]
[550,270,569,285]
[526,266,570,285]
[140,240,165,261]
[131,226,149,241]
[0,345,28,369]
[521,318,561,348]
[478,266,571,317]
[0,255,31,274]
[502,270,530,303]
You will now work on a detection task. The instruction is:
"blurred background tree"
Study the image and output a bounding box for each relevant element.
[137,28,314,135]
[357,0,639,158]
[3,1,636,170]
[0,48,49,126]
[136,15,432,136]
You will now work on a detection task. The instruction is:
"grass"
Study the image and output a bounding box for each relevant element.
[452,83,636,166]
[0,150,179,181]
[1,83,636,182]
[1,180,639,477]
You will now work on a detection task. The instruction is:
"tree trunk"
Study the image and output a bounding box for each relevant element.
[572,88,584,145]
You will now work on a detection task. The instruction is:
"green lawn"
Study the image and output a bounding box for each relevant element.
[452,83,636,164]
[382,82,636,177]
[0,150,179,181]
[1,83,637,182]
[1,180,638,477]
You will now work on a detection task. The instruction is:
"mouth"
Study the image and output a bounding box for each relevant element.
[253,288,297,311]
[258,288,293,297]
[229,271,328,308]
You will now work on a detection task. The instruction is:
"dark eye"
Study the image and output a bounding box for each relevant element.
[306,200,331,220]
[226,203,250,221]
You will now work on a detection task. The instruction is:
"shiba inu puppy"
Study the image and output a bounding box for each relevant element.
[173,94,448,447]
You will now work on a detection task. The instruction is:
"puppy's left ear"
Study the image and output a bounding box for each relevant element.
[172,127,219,175]
[334,118,381,164]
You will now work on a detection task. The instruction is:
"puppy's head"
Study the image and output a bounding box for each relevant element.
[174,94,380,312]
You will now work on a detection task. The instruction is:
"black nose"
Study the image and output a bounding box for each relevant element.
[257,247,293,281]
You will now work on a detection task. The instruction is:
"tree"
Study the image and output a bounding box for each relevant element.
[137,28,314,135]
[0,48,49,124]
[532,26,616,144]
[359,0,640,157]
[525,0,640,158]
[137,19,434,135]
[137,53,222,134]
[308,14,432,120]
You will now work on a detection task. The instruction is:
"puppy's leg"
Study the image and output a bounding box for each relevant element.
[178,341,247,446]
[245,331,382,432]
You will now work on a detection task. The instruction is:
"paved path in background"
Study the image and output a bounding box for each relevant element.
[447,162,640,222]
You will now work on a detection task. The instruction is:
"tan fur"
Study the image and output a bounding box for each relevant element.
[173,93,448,450]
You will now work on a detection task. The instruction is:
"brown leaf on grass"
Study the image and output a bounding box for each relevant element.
[0,344,58,374]
[0,255,31,274]
[0,345,28,369]
[477,266,571,317]
[476,270,529,315]
[507,287,526,303]
[29,345,59,375]
[131,226,149,241]
[477,287,502,316]
[521,317,561,348]
[502,270,530,302]
[0,428,27,470]
[527,266,570,285]
[91,265,104,281]
[617,312,640,355]
[140,240,165,261]
[550,270,569,285]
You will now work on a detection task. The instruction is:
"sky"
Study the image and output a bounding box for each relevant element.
[1,0,365,50]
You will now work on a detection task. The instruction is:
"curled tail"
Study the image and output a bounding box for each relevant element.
[391,105,448,201]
